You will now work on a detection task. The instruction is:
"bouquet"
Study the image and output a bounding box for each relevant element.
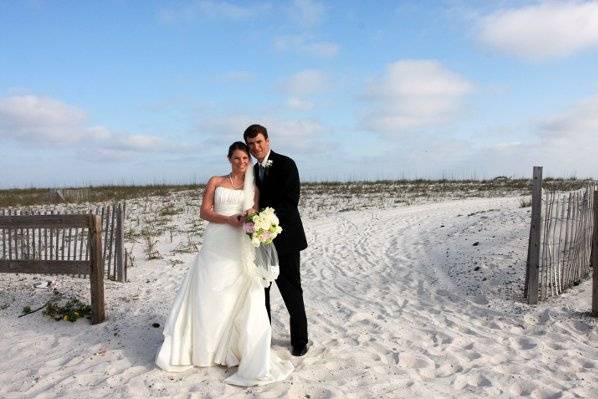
[242,207,282,285]
[243,207,283,247]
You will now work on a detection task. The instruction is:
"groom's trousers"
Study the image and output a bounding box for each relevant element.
[265,251,309,349]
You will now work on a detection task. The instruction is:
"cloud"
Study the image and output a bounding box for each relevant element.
[158,0,270,23]
[533,93,598,169]
[281,69,328,96]
[280,69,327,111]
[288,0,325,27]
[477,1,598,61]
[266,117,326,147]
[361,60,474,135]
[195,114,256,146]
[0,95,191,159]
[195,113,328,154]
[0,95,94,143]
[108,134,170,152]
[540,93,598,136]
[287,97,314,111]
[368,92,598,179]
[273,34,339,58]
[460,92,598,177]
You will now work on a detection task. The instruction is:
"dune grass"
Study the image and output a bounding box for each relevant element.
[0,178,595,208]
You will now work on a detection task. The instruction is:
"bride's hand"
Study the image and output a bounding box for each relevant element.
[227,214,244,227]
[244,208,257,217]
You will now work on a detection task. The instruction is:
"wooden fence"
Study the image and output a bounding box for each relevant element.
[525,166,597,304]
[0,214,105,324]
[592,191,598,317]
[0,202,126,282]
[591,191,598,317]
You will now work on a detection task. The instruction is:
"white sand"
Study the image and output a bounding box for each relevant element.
[1,196,597,398]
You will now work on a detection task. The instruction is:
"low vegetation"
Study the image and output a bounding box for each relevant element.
[1,177,595,208]
[20,296,92,323]
[0,184,198,208]
[43,297,92,322]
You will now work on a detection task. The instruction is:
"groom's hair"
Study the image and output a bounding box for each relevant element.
[243,124,268,142]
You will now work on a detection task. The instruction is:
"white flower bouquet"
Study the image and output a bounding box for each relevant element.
[243,207,283,247]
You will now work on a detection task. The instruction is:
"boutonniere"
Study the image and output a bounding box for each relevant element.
[264,160,273,169]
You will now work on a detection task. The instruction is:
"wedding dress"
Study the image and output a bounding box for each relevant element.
[155,186,293,386]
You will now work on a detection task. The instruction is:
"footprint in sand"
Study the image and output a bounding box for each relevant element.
[511,336,537,350]
[453,372,492,390]
[436,361,463,377]
[398,352,435,371]
[431,331,453,346]
[509,381,532,396]
[44,356,69,368]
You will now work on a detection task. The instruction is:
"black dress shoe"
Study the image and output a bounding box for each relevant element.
[291,344,309,357]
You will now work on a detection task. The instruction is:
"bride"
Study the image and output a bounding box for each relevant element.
[155,142,293,386]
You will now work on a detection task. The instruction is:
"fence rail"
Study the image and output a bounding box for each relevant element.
[0,203,126,281]
[0,214,105,324]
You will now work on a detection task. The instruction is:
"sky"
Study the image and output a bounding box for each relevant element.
[2,0,598,189]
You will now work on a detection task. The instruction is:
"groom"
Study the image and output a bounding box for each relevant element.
[244,124,309,357]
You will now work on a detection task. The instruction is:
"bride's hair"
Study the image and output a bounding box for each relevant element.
[228,141,250,159]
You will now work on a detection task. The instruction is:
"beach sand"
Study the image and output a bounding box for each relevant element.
[1,196,597,398]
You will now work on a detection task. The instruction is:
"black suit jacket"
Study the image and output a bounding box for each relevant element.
[255,151,308,254]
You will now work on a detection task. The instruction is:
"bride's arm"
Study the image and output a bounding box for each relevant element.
[200,177,243,226]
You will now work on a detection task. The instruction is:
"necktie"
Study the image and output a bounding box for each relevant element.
[258,164,265,181]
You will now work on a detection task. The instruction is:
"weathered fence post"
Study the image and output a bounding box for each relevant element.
[526,166,543,304]
[592,190,598,317]
[115,203,124,282]
[89,214,105,324]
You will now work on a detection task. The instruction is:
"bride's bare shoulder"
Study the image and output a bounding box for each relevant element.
[206,175,227,187]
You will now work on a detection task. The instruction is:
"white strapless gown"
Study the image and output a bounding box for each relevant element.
[155,187,293,386]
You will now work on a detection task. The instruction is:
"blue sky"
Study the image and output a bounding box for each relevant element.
[2,0,598,188]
